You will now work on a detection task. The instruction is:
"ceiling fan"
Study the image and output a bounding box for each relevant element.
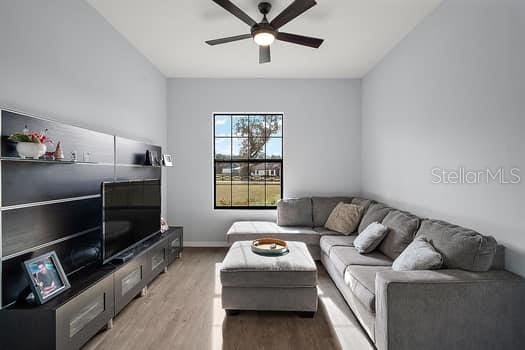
[206,0,324,64]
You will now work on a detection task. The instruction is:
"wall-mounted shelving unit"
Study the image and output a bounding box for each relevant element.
[0,108,175,350]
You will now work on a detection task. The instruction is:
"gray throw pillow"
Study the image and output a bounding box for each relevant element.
[354,222,389,254]
[392,237,443,271]
[324,203,364,235]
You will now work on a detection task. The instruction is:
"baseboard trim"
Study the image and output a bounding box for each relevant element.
[184,241,229,247]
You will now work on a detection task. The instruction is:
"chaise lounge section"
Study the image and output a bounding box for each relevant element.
[227,197,368,259]
[226,196,525,350]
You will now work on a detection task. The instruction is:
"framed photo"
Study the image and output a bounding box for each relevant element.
[22,251,70,304]
[162,154,173,167]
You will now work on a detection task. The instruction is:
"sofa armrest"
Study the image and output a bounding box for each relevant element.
[375,269,525,350]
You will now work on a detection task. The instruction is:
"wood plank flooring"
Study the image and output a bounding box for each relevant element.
[83,248,373,350]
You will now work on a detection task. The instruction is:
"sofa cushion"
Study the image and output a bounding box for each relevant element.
[314,227,344,236]
[325,203,364,235]
[226,221,320,246]
[354,222,389,254]
[311,196,353,227]
[277,198,313,227]
[358,203,393,234]
[379,210,421,260]
[320,235,356,256]
[392,237,443,271]
[416,219,498,272]
[491,245,505,270]
[344,265,391,313]
[351,197,373,213]
[330,246,393,276]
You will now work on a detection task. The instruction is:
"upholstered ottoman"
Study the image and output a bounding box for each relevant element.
[220,240,318,316]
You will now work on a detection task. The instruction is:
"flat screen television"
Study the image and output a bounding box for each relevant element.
[101,179,161,263]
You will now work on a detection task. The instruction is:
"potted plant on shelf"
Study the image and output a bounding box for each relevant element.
[8,129,52,159]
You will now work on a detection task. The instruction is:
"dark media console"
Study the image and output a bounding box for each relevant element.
[0,109,180,350]
[0,226,183,350]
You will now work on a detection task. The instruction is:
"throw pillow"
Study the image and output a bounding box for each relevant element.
[392,237,443,271]
[353,222,389,254]
[324,203,364,235]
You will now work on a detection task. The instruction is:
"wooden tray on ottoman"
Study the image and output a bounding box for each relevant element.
[251,238,289,256]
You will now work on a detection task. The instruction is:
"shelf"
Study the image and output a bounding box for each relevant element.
[0,157,165,167]
[0,157,104,165]
[4,263,115,311]
[115,163,163,168]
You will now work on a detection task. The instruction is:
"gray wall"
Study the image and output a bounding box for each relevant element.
[362,0,525,275]
[0,0,168,213]
[167,79,361,244]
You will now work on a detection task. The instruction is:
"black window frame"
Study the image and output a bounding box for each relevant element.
[213,113,283,210]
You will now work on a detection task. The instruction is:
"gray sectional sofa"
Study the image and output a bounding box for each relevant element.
[226,196,525,350]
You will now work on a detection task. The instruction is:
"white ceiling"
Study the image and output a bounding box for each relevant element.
[86,0,442,78]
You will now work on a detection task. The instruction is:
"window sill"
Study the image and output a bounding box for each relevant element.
[214,207,277,210]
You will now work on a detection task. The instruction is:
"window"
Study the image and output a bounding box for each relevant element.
[214,114,283,209]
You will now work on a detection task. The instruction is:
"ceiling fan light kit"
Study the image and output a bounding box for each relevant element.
[206,0,324,64]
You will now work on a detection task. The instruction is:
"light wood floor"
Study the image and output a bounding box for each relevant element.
[83,248,373,350]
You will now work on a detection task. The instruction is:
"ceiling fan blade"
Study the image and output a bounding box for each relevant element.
[270,0,317,29]
[206,34,252,46]
[259,45,271,64]
[276,32,324,48]
[212,0,257,27]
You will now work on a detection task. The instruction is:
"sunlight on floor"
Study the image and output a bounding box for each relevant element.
[212,261,373,350]
[317,282,374,350]
[212,296,225,350]
[212,263,225,350]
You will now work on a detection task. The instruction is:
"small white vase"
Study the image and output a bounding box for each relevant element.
[16,142,47,159]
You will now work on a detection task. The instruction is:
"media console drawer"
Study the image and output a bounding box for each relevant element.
[114,254,147,314]
[166,227,183,266]
[145,244,166,285]
[56,274,114,350]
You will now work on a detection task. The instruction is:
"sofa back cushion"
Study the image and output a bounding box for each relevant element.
[277,198,313,227]
[416,219,498,272]
[351,197,373,214]
[491,245,505,270]
[379,210,421,260]
[358,202,392,234]
[311,196,353,227]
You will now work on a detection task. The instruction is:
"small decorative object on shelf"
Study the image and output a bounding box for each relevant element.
[43,151,55,160]
[154,151,162,166]
[71,150,78,162]
[144,150,153,165]
[22,251,71,305]
[160,217,169,233]
[53,141,64,160]
[145,150,162,166]
[162,154,173,167]
[8,127,52,159]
